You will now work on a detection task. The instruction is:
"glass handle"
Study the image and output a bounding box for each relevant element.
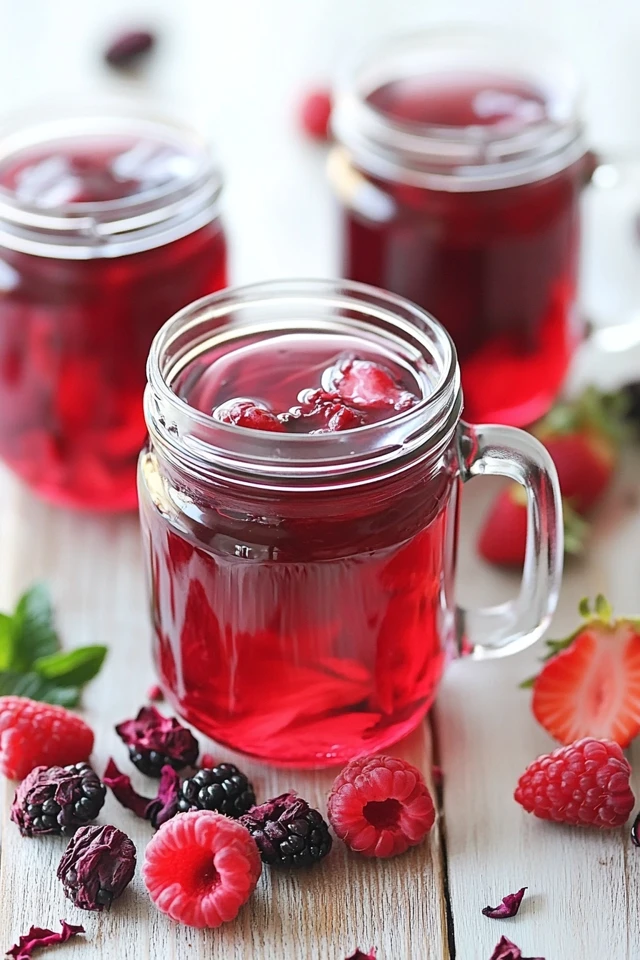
[457,421,563,659]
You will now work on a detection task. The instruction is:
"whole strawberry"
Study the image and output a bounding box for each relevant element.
[527,595,640,747]
[478,485,587,568]
[0,696,94,780]
[533,387,625,513]
[515,737,635,828]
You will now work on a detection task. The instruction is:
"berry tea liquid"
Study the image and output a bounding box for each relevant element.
[331,29,588,426]
[139,281,563,767]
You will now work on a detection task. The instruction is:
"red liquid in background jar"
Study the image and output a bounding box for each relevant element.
[342,73,583,425]
[140,332,459,766]
[0,138,227,510]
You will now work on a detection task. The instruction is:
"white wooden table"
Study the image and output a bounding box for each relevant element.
[1,2,640,957]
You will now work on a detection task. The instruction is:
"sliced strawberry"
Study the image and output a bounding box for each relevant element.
[530,595,640,747]
[478,484,587,568]
[535,387,626,513]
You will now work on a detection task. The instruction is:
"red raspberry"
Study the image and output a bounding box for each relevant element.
[327,755,435,858]
[143,811,262,928]
[299,89,332,141]
[514,737,635,828]
[212,398,284,432]
[0,696,94,780]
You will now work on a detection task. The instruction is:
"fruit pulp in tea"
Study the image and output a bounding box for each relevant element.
[0,139,227,510]
[342,72,583,425]
[141,331,459,766]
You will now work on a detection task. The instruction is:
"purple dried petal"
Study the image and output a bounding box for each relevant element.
[103,758,149,819]
[345,952,376,960]
[115,706,198,769]
[103,758,179,828]
[7,921,84,959]
[57,824,136,911]
[489,937,545,960]
[104,30,155,67]
[145,765,180,829]
[482,887,527,919]
[632,811,640,846]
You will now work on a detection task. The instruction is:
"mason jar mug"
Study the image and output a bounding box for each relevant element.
[138,279,563,767]
[0,106,227,510]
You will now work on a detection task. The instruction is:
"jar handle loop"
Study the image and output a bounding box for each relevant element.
[456,421,563,659]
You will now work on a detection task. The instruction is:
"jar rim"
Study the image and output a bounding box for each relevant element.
[0,102,223,258]
[145,278,463,490]
[332,24,587,192]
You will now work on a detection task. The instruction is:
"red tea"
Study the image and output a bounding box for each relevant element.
[0,129,226,509]
[337,70,585,425]
[140,331,459,766]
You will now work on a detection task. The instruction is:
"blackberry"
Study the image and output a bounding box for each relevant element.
[240,792,332,868]
[58,824,136,911]
[11,763,106,838]
[116,706,199,778]
[178,764,255,818]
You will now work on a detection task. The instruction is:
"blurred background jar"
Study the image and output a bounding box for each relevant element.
[330,26,591,426]
[0,105,227,510]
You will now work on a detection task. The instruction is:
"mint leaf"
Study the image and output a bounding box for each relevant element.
[0,670,80,706]
[34,646,107,687]
[13,584,60,667]
[0,613,15,671]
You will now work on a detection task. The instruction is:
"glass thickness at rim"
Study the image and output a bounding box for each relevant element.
[144,278,463,484]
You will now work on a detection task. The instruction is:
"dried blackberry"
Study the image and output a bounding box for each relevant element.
[58,824,136,911]
[115,706,199,777]
[11,763,106,838]
[178,764,255,818]
[240,792,332,868]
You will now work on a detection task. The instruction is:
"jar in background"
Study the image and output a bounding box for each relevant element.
[330,27,589,426]
[0,107,227,510]
[139,279,562,767]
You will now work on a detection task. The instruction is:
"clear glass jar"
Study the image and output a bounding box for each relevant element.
[139,279,562,768]
[0,106,227,510]
[330,26,590,427]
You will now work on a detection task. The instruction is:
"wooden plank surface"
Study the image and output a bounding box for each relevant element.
[0,470,449,960]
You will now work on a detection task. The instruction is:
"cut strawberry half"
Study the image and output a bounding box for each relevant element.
[529,595,640,747]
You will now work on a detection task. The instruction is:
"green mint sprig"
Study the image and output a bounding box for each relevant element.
[0,584,107,707]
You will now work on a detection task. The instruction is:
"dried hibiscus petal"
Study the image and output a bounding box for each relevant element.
[58,824,136,911]
[345,952,376,960]
[489,936,545,960]
[7,921,84,959]
[482,887,527,919]
[115,705,198,776]
[103,758,179,828]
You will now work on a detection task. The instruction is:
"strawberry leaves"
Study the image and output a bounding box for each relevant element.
[0,584,107,707]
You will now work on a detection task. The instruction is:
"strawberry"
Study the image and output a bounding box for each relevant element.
[478,484,587,568]
[534,387,626,513]
[525,596,640,748]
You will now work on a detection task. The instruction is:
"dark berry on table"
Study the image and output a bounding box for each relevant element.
[104,30,155,68]
[57,824,136,911]
[299,89,333,141]
[240,792,332,868]
[178,764,256,818]
[115,705,199,777]
[212,398,285,432]
[11,763,106,838]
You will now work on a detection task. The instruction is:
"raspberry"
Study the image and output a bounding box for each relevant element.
[514,737,635,828]
[284,388,365,433]
[240,792,332,868]
[11,763,105,837]
[178,764,255,818]
[323,357,418,413]
[327,755,435,858]
[143,811,261,928]
[0,696,94,781]
[212,398,284,432]
[299,89,333,141]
